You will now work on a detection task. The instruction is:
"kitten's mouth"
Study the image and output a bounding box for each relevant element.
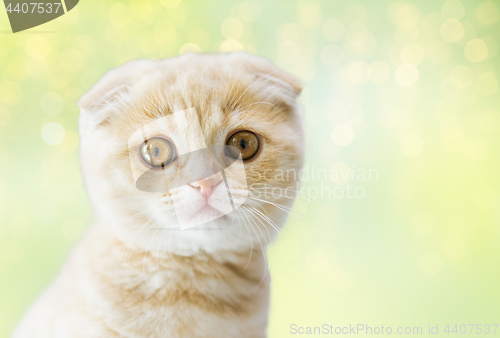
[189,204,228,223]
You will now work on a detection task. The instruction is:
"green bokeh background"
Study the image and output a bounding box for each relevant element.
[1,0,499,336]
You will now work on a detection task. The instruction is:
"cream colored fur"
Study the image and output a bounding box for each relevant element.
[13,52,304,338]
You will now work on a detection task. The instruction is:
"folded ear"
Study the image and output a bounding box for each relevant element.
[237,53,303,99]
[78,59,155,132]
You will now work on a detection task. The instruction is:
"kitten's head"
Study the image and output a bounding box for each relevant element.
[78,52,304,255]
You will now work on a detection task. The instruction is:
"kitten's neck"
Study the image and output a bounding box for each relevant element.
[81,223,269,302]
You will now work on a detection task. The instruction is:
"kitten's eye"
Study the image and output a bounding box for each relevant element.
[140,137,174,167]
[226,131,260,160]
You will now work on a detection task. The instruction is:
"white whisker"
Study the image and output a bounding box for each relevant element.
[245,203,282,237]
[246,196,304,220]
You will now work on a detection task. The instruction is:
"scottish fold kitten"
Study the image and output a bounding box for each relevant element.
[14,52,304,338]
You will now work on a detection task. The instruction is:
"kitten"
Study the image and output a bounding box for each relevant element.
[14,52,304,338]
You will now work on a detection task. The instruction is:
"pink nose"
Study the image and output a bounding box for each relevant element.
[189,174,223,200]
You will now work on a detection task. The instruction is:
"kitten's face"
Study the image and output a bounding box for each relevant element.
[79,53,304,254]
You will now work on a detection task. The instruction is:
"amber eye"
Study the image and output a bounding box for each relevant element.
[226,131,260,160]
[140,137,174,167]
